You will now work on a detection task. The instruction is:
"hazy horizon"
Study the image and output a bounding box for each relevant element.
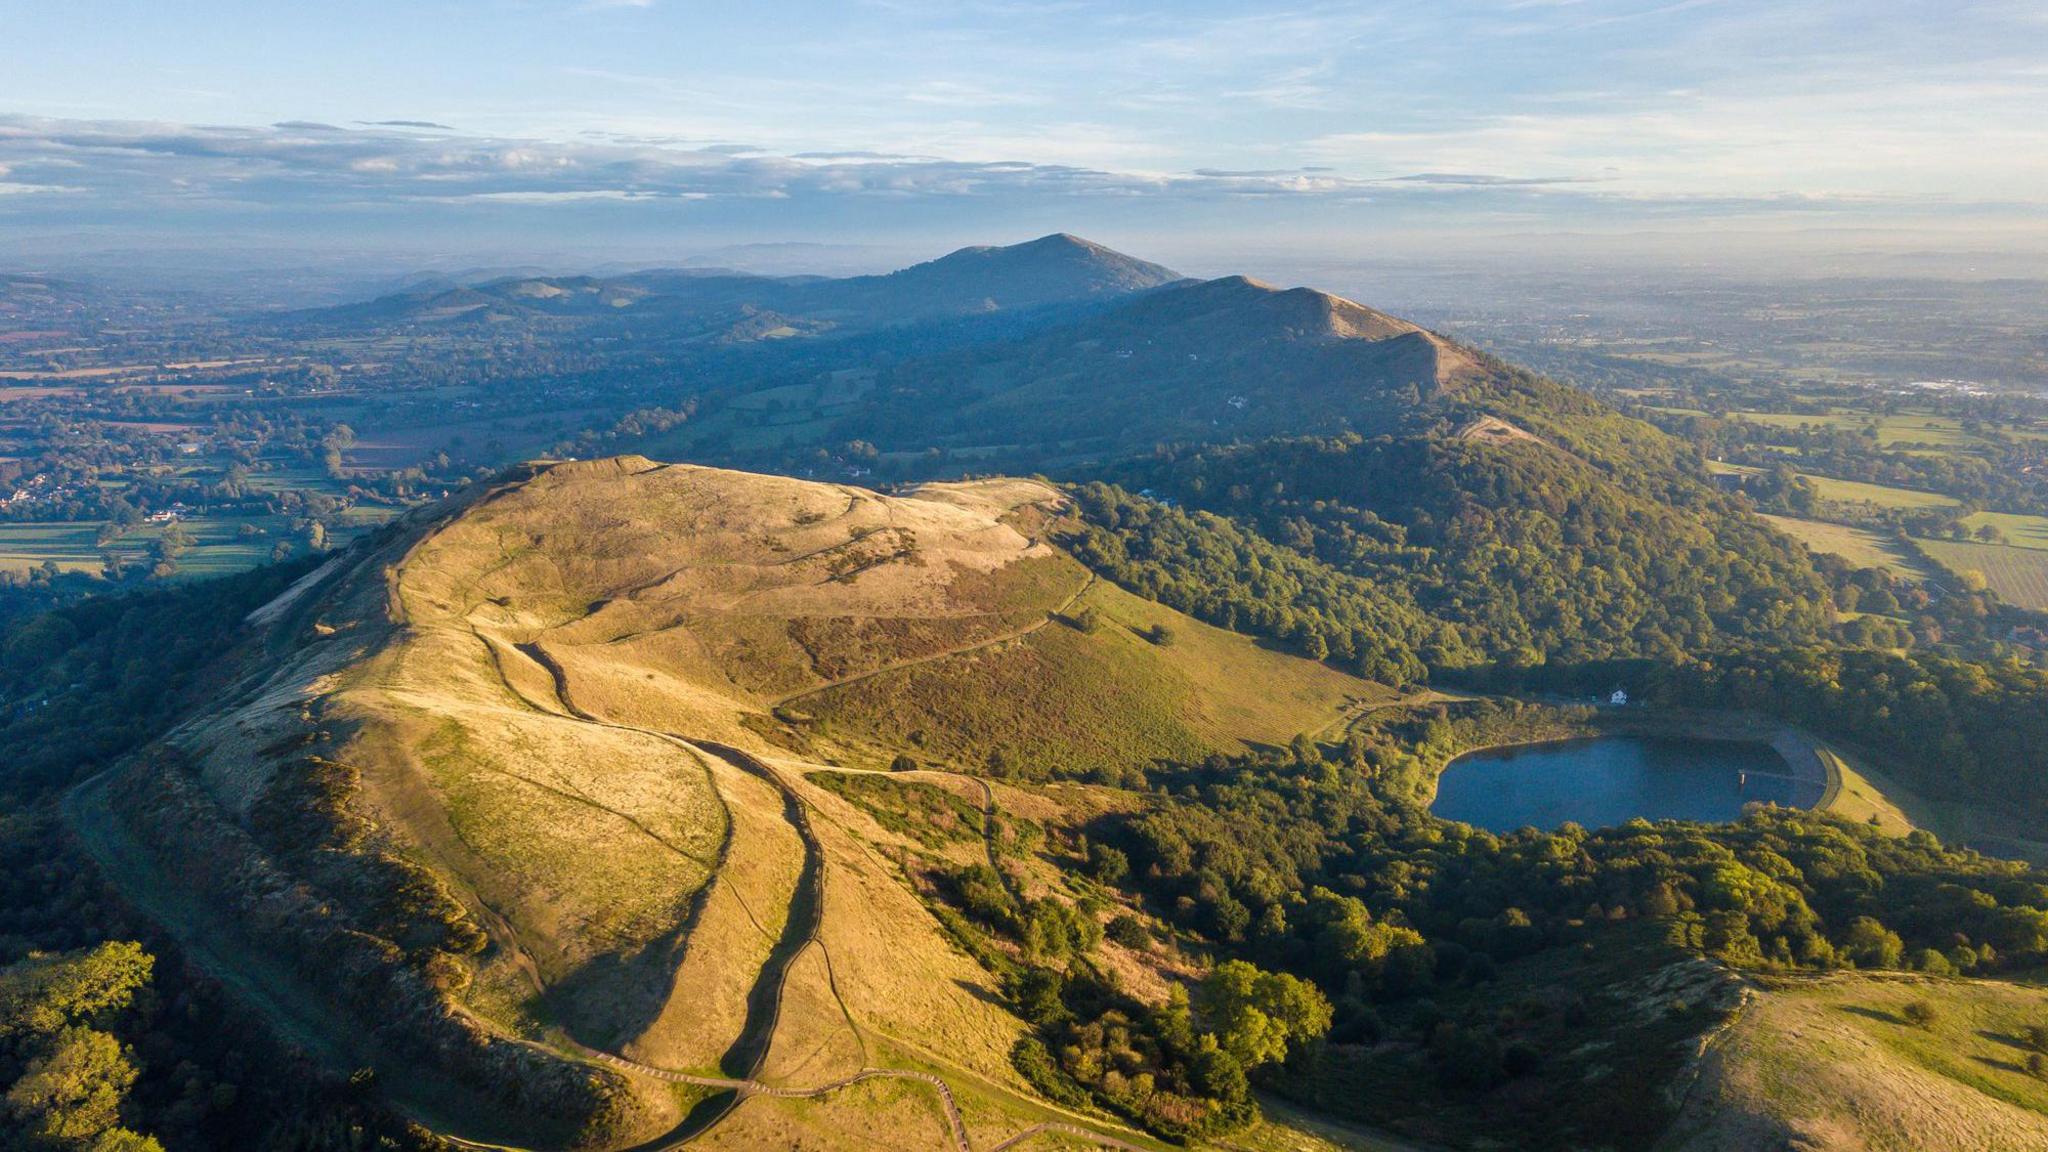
[5,1,2046,283]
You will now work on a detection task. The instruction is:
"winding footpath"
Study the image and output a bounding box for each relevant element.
[574,1044,970,1152]
[499,643,991,1150]
[423,553,1394,1152]
[770,572,1095,708]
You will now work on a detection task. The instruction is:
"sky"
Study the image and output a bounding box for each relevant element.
[3,0,2046,275]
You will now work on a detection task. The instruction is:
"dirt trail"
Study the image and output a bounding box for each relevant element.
[971,776,1015,898]
[770,572,1094,707]
[494,641,964,1147]
[1308,686,1471,743]
[573,1044,970,1152]
[72,474,1390,1152]
[690,740,850,1078]
[496,632,1208,1152]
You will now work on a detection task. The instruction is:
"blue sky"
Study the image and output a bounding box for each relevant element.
[3,1,2046,270]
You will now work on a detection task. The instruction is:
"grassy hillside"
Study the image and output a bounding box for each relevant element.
[33,453,2048,1152]
[69,457,1397,1151]
[794,576,1392,778]
[1664,973,2048,1151]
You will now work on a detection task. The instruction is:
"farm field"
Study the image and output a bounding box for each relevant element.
[1709,461,1960,511]
[1915,537,2048,612]
[1759,514,1926,576]
[1961,510,2048,550]
[0,507,397,577]
[0,521,107,573]
[1806,473,1960,511]
[1712,408,2048,451]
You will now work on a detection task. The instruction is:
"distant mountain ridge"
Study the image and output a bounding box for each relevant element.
[285,233,1183,335]
[1111,273,1422,342]
[799,270,1478,462]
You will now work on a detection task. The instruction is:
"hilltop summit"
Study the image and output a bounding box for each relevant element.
[906,232,1186,299]
[787,232,1183,321]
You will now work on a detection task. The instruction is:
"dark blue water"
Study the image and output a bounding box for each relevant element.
[1432,737,1819,832]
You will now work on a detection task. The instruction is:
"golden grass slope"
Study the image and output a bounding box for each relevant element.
[1662,973,2048,1152]
[403,457,1076,710]
[622,755,801,1072]
[796,576,1390,776]
[365,460,1070,1070]
[110,457,1403,1150]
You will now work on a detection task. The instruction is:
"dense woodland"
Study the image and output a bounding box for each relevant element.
[1108,708,2048,984]
[1059,398,1854,679]
[878,690,2048,1147]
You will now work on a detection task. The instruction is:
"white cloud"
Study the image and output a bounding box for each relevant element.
[440,189,703,204]
[0,111,2037,255]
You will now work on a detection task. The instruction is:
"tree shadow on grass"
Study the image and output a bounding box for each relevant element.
[1979,1028,2036,1052]
[953,977,1008,1009]
[1837,1004,1907,1027]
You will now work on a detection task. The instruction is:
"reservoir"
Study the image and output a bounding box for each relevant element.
[1431,736,1821,833]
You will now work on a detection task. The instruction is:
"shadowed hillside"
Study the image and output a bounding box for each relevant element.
[815,274,1475,463]
[788,232,1184,321]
